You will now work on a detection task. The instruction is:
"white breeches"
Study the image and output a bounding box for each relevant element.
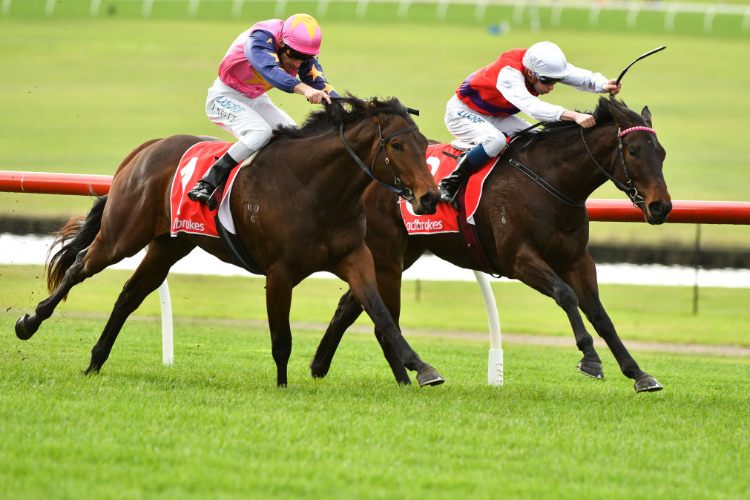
[205,78,297,157]
[444,95,534,156]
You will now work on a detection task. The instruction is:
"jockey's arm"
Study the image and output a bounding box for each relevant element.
[559,63,621,95]
[498,66,596,128]
[298,58,339,98]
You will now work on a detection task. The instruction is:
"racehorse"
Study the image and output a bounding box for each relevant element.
[310,97,672,392]
[15,96,446,387]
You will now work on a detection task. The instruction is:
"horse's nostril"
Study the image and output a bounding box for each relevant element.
[420,192,439,214]
[649,200,672,217]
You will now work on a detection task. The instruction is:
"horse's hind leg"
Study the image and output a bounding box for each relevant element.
[310,290,364,378]
[15,246,92,340]
[85,237,194,374]
[565,253,662,393]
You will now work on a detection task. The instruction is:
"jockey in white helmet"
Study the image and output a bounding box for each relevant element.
[439,41,622,204]
[189,13,338,210]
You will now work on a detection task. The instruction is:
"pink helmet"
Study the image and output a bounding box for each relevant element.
[281,13,322,56]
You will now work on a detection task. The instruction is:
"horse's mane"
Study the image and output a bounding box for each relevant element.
[514,97,647,145]
[273,94,411,140]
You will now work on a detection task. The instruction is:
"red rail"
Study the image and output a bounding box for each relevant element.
[586,199,750,225]
[1,170,750,224]
[0,170,111,196]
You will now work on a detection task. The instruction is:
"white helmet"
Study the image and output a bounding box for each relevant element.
[522,41,570,79]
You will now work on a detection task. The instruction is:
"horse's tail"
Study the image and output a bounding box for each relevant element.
[46,195,108,295]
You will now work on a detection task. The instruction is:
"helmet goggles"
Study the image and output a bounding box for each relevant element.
[282,41,315,62]
[532,70,561,86]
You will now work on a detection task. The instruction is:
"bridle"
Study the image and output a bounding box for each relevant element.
[338,120,418,201]
[581,125,657,208]
[508,124,657,208]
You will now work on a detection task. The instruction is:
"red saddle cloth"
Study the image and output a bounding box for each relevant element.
[399,143,498,234]
[169,141,243,238]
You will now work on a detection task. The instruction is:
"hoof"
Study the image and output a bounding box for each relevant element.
[309,362,329,379]
[82,366,100,376]
[634,375,663,393]
[416,367,445,387]
[578,360,604,379]
[15,314,36,341]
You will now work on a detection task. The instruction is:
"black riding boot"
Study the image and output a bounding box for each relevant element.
[438,154,477,204]
[187,152,239,210]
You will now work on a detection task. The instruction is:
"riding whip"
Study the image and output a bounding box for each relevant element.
[613,46,666,91]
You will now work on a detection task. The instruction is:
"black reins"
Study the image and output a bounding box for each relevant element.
[507,124,652,208]
[335,100,420,201]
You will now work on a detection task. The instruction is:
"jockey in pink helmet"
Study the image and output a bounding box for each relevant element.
[188,13,337,210]
[281,13,322,57]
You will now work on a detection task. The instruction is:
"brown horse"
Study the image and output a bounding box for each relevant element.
[15,96,446,387]
[310,97,672,392]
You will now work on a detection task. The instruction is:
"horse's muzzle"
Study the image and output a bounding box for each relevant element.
[646,200,672,225]
[415,191,439,215]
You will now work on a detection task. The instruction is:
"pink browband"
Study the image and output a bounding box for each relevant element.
[620,126,657,137]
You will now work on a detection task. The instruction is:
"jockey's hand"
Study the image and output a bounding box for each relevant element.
[308,89,332,105]
[575,112,596,128]
[603,79,622,95]
[295,83,331,105]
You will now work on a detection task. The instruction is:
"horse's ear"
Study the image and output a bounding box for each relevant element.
[641,106,653,127]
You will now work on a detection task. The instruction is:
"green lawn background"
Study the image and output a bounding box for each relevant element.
[1,15,749,248]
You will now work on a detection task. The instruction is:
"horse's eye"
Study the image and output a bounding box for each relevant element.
[628,147,638,157]
[390,142,404,152]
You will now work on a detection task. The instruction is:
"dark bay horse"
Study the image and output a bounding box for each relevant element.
[311,97,672,392]
[15,96,446,387]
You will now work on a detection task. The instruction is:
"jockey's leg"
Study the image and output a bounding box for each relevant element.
[441,96,510,204]
[189,80,278,209]
[438,144,492,204]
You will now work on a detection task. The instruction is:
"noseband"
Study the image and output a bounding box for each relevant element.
[581,125,657,208]
[338,121,418,201]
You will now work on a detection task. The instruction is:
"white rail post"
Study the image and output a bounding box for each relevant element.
[626,4,641,30]
[187,0,200,18]
[356,0,369,20]
[436,0,450,22]
[317,0,330,19]
[90,0,102,17]
[158,279,174,366]
[397,0,411,21]
[551,3,563,27]
[474,0,488,24]
[473,271,503,386]
[1,0,12,17]
[142,0,154,18]
[231,0,245,18]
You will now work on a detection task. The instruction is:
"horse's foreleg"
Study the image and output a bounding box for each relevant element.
[371,264,411,385]
[85,237,194,374]
[565,254,662,392]
[512,247,604,379]
[265,268,294,387]
[334,245,443,387]
[310,290,364,378]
